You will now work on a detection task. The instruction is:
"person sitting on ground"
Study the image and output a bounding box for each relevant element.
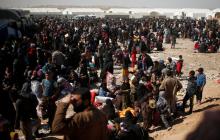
[116,111,149,140]
[101,99,116,120]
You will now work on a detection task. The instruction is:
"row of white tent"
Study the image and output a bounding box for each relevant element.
[15,7,220,19]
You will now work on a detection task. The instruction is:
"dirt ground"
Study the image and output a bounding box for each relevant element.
[34,38,220,140]
[149,38,220,140]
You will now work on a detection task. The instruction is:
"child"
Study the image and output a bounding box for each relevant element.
[131,47,137,73]
[182,70,197,114]
[196,68,206,105]
[176,55,183,77]
[156,91,172,130]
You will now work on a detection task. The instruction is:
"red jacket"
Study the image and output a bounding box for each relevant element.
[194,42,199,50]
[131,51,137,63]
[176,61,183,73]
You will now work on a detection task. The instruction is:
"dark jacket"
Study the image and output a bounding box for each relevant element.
[15,82,38,127]
[186,76,197,97]
[122,54,131,69]
[137,83,147,101]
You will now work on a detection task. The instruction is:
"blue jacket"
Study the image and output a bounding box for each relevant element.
[196,73,206,87]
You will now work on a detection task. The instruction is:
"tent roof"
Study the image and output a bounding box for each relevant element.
[63,8,103,13]
[181,8,211,13]
[19,8,61,13]
[107,8,131,14]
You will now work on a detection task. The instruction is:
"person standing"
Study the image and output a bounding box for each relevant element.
[15,81,40,140]
[166,57,176,75]
[171,27,177,49]
[176,55,183,77]
[122,47,131,81]
[52,88,108,140]
[41,70,59,128]
[196,68,206,104]
[131,47,137,73]
[182,70,197,114]
[120,78,131,110]
[159,70,182,115]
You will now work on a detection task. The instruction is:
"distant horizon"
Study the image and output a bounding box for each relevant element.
[8,5,220,10]
[1,0,220,9]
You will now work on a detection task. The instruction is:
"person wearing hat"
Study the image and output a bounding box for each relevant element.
[52,88,108,140]
[196,68,206,104]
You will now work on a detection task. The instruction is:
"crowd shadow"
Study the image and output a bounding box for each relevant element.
[38,137,62,140]
[149,126,167,133]
[149,136,155,140]
[193,104,220,113]
[149,116,184,133]
[172,117,184,125]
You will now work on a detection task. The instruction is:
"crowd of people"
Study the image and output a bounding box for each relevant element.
[192,20,220,53]
[0,16,217,140]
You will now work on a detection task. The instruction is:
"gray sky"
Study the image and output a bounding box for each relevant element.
[1,0,220,9]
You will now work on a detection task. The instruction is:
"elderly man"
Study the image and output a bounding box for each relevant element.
[52,88,108,140]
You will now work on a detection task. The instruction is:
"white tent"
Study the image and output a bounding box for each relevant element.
[106,8,131,14]
[180,8,211,19]
[148,8,180,18]
[62,8,104,16]
[19,8,62,15]
[130,8,149,14]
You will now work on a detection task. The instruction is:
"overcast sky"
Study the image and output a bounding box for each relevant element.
[1,0,220,9]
